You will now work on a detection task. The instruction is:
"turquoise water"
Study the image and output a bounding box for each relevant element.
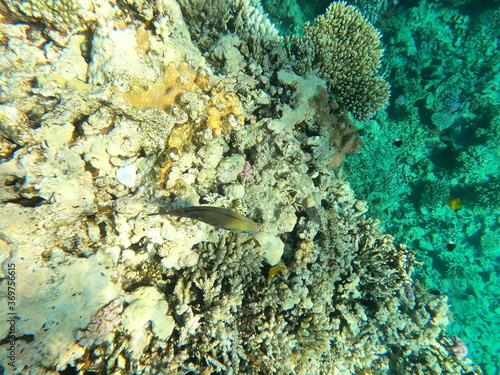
[265,0,500,374]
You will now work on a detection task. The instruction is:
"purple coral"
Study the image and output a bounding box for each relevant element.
[403,282,415,300]
[451,336,468,359]
[238,160,255,182]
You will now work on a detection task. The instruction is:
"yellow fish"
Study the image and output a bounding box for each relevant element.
[267,264,286,280]
[151,206,260,233]
[445,198,463,210]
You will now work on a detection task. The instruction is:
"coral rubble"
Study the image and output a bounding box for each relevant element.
[0,0,482,374]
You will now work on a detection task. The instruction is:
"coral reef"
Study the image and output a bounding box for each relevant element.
[347,0,399,25]
[287,1,390,121]
[344,1,500,373]
[262,0,307,34]
[0,0,484,374]
[442,0,500,9]
[413,180,451,210]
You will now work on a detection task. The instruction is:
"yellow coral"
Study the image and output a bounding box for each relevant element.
[121,62,202,111]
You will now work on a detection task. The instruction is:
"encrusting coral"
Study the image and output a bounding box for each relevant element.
[0,0,482,374]
[288,1,390,121]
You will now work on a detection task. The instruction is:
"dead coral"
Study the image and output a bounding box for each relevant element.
[288,1,390,121]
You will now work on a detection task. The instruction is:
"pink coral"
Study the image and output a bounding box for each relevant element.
[451,336,468,359]
[238,160,255,182]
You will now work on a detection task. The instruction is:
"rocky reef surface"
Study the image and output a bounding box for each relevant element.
[0,0,483,374]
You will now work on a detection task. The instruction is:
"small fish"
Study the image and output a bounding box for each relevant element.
[445,197,463,210]
[151,206,260,233]
[446,241,457,252]
[392,138,403,147]
[267,264,286,280]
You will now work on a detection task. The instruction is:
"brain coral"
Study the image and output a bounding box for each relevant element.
[288,1,390,121]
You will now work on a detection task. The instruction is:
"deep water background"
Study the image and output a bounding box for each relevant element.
[263,0,500,374]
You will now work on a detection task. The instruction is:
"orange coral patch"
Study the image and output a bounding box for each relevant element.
[206,92,244,136]
[121,61,199,111]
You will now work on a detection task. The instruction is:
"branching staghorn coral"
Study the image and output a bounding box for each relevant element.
[288,1,390,121]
